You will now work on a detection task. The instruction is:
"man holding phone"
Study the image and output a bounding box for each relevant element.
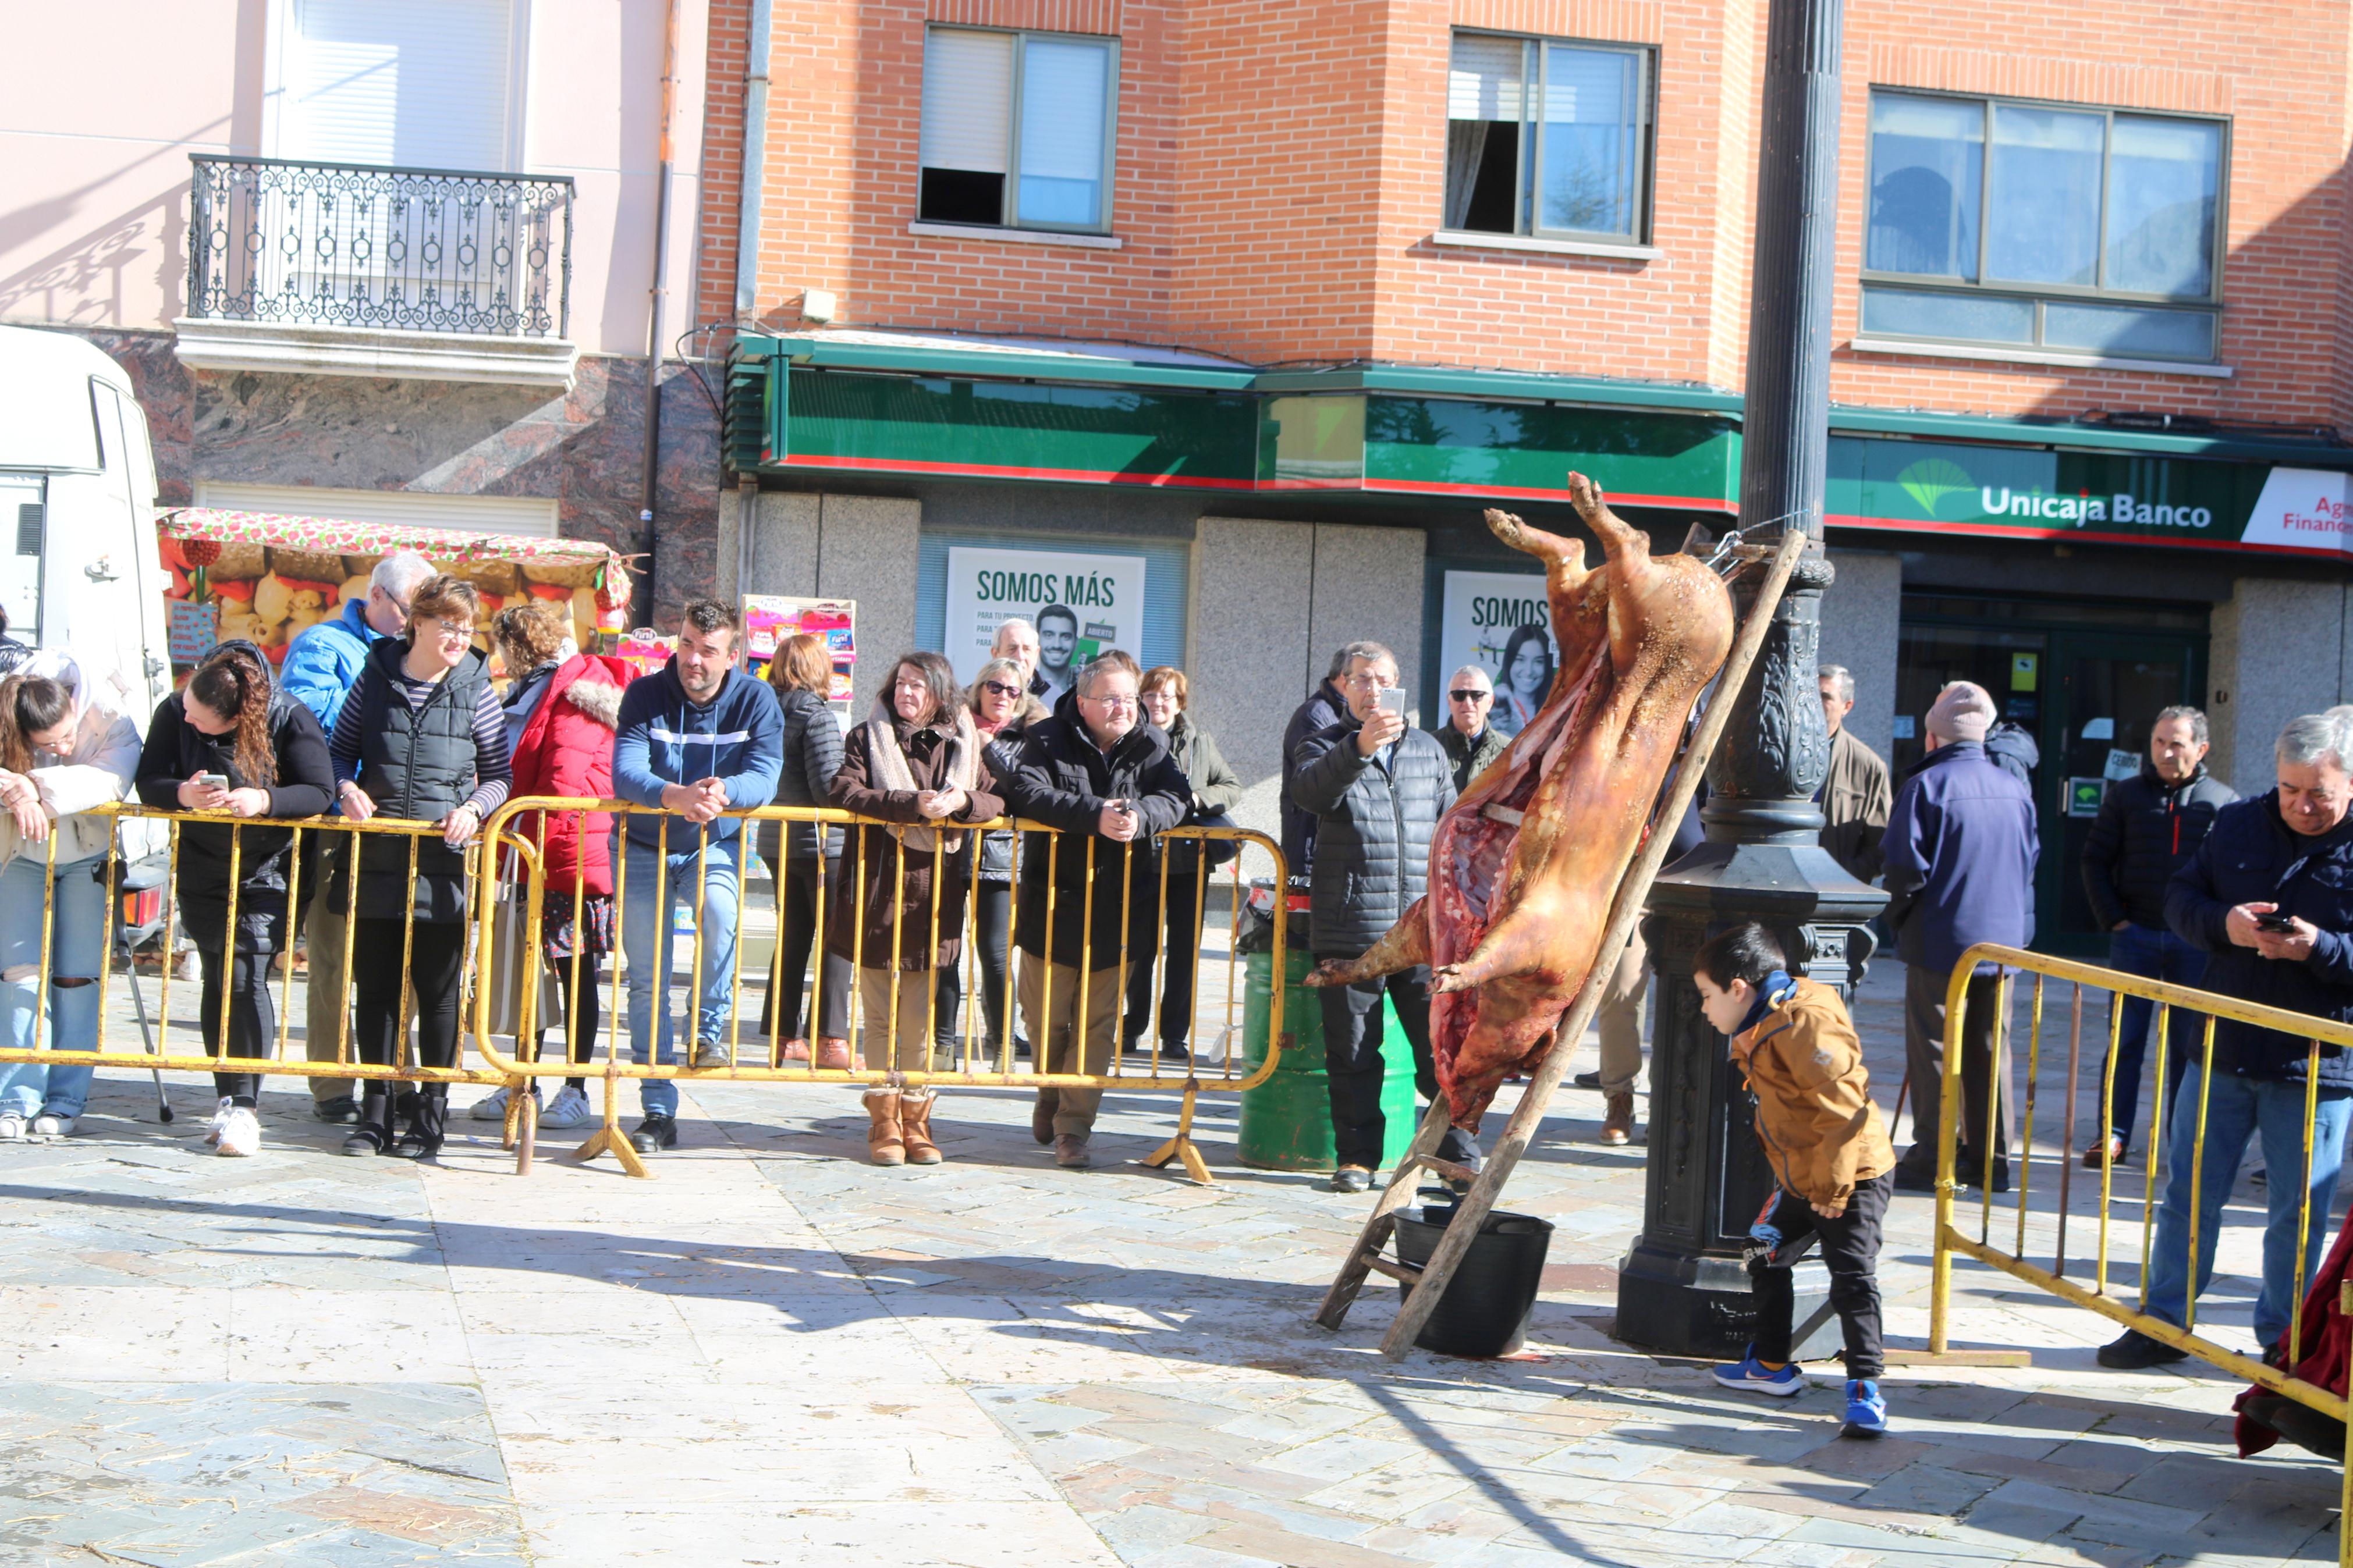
[2100,711,2353,1369]
[1291,642,1477,1193]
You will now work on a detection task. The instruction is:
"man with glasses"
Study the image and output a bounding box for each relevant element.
[1817,664,1893,884]
[1293,642,1479,1193]
[995,651,1191,1168]
[278,550,434,1126]
[1436,664,1507,794]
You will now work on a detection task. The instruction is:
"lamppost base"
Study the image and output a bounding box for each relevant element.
[1616,1236,1843,1361]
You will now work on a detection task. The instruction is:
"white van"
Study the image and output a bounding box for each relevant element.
[0,325,173,721]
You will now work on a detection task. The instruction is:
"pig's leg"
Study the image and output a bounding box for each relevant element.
[1304,898,1433,987]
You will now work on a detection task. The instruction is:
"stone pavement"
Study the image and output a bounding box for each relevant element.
[1,961,2344,1566]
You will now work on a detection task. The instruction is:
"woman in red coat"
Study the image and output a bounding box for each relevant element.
[477,603,629,1131]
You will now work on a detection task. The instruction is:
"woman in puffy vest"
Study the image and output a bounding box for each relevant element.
[328,575,511,1158]
[0,654,142,1142]
[133,641,335,1158]
[471,602,627,1133]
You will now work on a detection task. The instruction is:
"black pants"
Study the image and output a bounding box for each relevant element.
[758,858,851,1041]
[534,968,602,1089]
[1898,965,2010,1179]
[351,919,467,1146]
[197,945,276,1104]
[971,881,1019,1049]
[1316,963,1479,1170]
[1124,871,1200,1049]
[1750,1172,1891,1379]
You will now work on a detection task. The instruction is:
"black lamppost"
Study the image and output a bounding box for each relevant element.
[1613,0,1889,1357]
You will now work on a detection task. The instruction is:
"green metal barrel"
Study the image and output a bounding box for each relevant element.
[1237,947,1419,1172]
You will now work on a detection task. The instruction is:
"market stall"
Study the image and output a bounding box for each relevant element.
[156,507,632,671]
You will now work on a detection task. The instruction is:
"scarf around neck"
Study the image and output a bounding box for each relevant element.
[862,699,980,854]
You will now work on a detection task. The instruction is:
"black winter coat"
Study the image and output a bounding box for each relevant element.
[769,687,845,864]
[1280,678,1347,880]
[1291,718,1457,959]
[134,659,335,953]
[2167,794,2353,1085]
[2082,758,2236,930]
[340,641,492,925]
[995,701,1190,968]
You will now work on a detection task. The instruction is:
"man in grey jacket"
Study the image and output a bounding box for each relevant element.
[1292,642,1480,1192]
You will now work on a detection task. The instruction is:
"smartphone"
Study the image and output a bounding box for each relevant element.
[2256,909,2297,931]
[197,773,230,790]
[1375,686,1408,719]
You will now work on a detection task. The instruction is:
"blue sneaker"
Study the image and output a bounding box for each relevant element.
[1841,1378,1888,1438]
[1711,1350,1804,1396]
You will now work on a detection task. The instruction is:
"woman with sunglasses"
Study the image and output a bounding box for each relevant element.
[328,574,511,1158]
[964,656,1046,1064]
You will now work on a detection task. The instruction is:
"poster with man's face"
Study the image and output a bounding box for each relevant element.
[1438,570,1559,738]
[943,545,1148,702]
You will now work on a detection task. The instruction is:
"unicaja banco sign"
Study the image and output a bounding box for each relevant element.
[1826,438,2353,558]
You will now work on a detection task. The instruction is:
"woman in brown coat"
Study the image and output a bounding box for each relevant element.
[828,650,1002,1165]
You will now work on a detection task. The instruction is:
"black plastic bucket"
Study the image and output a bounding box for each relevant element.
[1392,1197,1555,1359]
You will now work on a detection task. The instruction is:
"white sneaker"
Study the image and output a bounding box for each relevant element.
[0,1111,25,1142]
[541,1085,591,1128]
[203,1096,235,1147]
[215,1105,261,1157]
[30,1112,74,1140]
[470,1085,538,1122]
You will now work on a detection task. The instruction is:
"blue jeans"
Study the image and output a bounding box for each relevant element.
[2099,922,2206,1146]
[0,854,107,1119]
[2142,1061,2353,1350]
[620,836,740,1119]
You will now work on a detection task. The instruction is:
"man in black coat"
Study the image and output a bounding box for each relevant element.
[1291,642,1478,1192]
[995,652,1191,1168]
[2100,712,2353,1369]
[2078,705,2235,1164]
[1278,648,1351,881]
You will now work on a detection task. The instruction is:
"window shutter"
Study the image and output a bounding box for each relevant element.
[1449,35,1525,122]
[193,482,559,538]
[920,29,1015,173]
[285,0,513,170]
[1542,45,1635,127]
[1017,38,1109,182]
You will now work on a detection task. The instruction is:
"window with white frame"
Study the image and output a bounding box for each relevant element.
[1442,31,1653,243]
[917,26,1119,233]
[1864,91,2227,362]
[275,0,520,171]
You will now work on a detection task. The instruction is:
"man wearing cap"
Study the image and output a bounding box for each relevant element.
[1882,680,2039,1193]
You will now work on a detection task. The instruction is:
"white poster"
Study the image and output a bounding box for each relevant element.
[2240,468,2353,555]
[1439,570,1559,738]
[943,545,1149,702]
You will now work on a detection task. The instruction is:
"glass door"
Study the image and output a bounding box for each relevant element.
[2043,632,2200,954]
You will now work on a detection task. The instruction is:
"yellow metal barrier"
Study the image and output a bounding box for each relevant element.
[1926,942,2353,1566]
[469,796,1286,1181]
[0,802,509,1093]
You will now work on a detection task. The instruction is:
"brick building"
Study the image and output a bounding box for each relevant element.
[711,0,2353,952]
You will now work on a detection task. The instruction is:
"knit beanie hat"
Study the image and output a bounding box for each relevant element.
[1924,681,1996,744]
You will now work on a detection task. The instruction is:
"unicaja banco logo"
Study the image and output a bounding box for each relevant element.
[1893,457,2210,529]
[1896,459,1972,515]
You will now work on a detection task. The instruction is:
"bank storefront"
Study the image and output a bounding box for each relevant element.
[726,332,2353,949]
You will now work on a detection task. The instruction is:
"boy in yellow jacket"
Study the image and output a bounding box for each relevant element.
[1692,920,1896,1438]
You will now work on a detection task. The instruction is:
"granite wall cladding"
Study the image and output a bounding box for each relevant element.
[76,328,722,630]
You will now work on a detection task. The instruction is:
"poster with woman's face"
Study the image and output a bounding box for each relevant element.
[1438,570,1559,738]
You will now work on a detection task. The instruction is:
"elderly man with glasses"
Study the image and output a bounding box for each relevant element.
[1817,664,1893,885]
[1435,664,1507,794]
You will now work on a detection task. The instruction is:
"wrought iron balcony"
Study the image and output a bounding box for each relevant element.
[186,155,573,340]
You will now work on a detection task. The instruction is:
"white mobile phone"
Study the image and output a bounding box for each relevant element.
[1375,687,1408,718]
[197,773,230,790]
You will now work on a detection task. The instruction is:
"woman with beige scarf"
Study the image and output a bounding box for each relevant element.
[828,651,1003,1164]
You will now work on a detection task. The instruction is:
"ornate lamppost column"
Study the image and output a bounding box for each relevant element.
[1613,0,1889,1357]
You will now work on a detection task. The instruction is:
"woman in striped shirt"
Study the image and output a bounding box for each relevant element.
[327,574,511,1158]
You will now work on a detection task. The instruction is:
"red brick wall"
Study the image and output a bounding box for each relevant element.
[726,0,2353,429]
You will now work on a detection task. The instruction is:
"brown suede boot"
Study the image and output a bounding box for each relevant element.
[816,1037,853,1070]
[864,1088,906,1165]
[899,1090,943,1165]
[1599,1092,1635,1146]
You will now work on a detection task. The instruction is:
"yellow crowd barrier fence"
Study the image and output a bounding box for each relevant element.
[1926,942,2353,1566]
[0,798,1286,1184]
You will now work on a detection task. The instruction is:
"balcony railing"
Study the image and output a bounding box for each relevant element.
[186,155,573,340]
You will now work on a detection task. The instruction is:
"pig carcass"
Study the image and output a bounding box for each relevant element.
[1306,473,1734,1128]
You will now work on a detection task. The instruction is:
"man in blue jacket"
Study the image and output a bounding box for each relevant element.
[2100,712,2353,1368]
[1882,681,2039,1193]
[611,599,783,1154]
[275,550,433,1125]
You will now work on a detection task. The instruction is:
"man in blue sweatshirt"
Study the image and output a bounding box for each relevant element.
[611,599,784,1153]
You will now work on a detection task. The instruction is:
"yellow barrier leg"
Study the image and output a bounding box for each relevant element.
[574,1035,652,1179]
[501,1072,528,1152]
[514,1087,538,1176]
[1140,1082,1213,1186]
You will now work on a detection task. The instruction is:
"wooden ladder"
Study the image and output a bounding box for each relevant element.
[1312,527,1808,1357]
